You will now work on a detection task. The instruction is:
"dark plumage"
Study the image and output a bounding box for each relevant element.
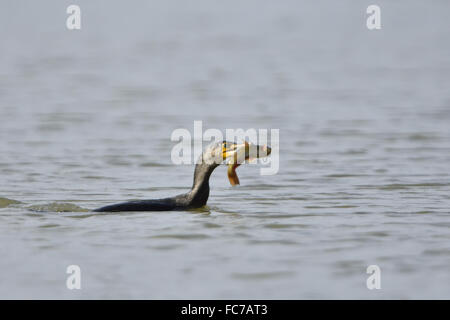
[93,140,271,212]
[93,142,228,212]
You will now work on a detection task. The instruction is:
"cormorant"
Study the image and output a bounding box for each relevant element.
[93,141,271,212]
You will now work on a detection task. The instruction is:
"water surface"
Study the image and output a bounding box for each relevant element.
[0,1,449,299]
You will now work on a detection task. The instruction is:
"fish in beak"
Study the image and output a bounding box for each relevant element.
[226,141,271,186]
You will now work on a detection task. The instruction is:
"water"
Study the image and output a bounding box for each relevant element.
[0,0,449,299]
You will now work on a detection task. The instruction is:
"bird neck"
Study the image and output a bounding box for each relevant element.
[187,162,218,207]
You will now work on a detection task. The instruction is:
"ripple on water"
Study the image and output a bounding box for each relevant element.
[203,222,222,228]
[359,183,449,190]
[149,233,210,240]
[147,244,185,250]
[248,239,299,246]
[263,223,309,229]
[27,202,90,213]
[248,213,318,219]
[38,224,61,228]
[0,197,22,208]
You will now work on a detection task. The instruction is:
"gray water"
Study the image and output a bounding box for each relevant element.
[1,0,449,299]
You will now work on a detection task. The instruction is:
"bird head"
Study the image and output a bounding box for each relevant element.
[200,141,271,186]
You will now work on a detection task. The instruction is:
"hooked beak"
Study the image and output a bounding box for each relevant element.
[221,142,239,160]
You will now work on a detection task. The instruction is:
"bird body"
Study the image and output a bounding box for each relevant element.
[93,141,270,212]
